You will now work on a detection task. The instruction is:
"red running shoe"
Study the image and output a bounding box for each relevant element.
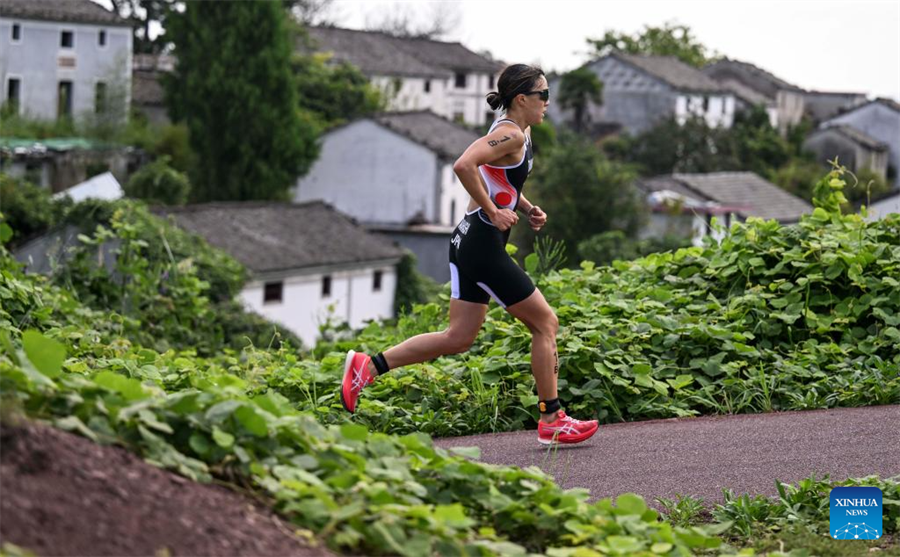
[537,410,599,445]
[340,350,374,413]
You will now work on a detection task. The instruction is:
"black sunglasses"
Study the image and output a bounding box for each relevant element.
[523,89,550,101]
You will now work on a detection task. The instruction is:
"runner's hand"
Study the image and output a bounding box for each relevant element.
[529,206,547,231]
[489,208,518,231]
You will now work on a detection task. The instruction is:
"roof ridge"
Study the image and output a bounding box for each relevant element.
[707,57,796,82]
[376,108,480,132]
[159,200,329,213]
[0,0,129,26]
[602,51,725,93]
[815,124,888,149]
[370,109,478,158]
[310,24,459,46]
[674,171,756,177]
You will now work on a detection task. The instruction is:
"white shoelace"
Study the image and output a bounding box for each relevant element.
[350,365,369,392]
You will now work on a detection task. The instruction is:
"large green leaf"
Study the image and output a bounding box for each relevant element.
[234,405,268,437]
[22,330,65,378]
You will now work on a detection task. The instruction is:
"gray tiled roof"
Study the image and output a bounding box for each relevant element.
[0,0,128,26]
[635,176,703,202]
[640,172,812,223]
[812,125,888,151]
[307,26,501,78]
[718,78,772,106]
[390,35,503,73]
[158,201,405,274]
[830,97,900,119]
[873,97,900,113]
[307,26,447,78]
[610,52,725,94]
[373,110,479,159]
[702,58,803,99]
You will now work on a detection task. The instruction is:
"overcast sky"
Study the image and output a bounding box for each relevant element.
[325,0,900,101]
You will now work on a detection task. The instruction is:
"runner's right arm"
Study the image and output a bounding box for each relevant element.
[453,127,525,231]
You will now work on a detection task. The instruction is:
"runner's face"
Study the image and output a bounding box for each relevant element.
[523,76,549,126]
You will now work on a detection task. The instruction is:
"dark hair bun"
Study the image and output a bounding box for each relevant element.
[489,64,545,112]
[486,91,503,111]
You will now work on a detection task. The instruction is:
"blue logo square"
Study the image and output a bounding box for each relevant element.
[830,486,882,540]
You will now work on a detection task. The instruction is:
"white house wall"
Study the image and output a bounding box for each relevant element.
[446,71,496,126]
[370,71,496,127]
[372,74,448,116]
[295,120,439,224]
[775,90,805,133]
[548,57,733,135]
[240,265,397,348]
[0,18,132,119]
[439,162,471,226]
[676,94,733,128]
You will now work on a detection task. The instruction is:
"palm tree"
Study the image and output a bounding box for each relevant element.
[558,68,604,135]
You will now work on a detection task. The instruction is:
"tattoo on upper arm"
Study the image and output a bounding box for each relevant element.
[487,135,511,147]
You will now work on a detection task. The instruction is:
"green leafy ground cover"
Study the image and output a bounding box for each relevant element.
[308,170,899,433]
[1,169,898,555]
[3,327,897,556]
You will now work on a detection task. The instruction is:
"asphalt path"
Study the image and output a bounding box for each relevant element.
[433,405,900,507]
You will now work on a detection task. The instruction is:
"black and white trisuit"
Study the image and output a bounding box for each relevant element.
[448,118,536,308]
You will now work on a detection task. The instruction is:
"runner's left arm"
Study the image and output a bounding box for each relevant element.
[517,195,535,215]
[517,194,547,231]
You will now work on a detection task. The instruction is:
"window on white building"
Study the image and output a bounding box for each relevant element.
[452,100,465,123]
[95,82,107,113]
[489,73,495,89]
[60,30,74,48]
[424,80,431,93]
[263,281,283,304]
[450,199,456,224]
[6,78,20,113]
[11,23,21,42]
[454,72,467,89]
[57,81,73,118]
[373,270,383,292]
[322,275,332,298]
[98,30,106,46]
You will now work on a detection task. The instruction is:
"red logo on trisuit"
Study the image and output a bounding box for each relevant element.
[495,192,513,206]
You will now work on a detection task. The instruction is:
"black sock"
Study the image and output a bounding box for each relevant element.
[372,352,390,376]
[538,397,561,415]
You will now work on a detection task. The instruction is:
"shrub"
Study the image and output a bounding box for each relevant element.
[124,156,191,205]
[394,251,442,315]
[578,230,692,265]
[0,175,71,248]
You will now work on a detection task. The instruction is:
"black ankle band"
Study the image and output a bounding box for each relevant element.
[372,352,390,375]
[538,398,561,414]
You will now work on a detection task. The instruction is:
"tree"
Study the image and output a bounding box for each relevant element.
[613,116,737,175]
[727,104,791,176]
[557,67,604,134]
[106,0,175,54]
[293,54,385,129]
[364,2,460,39]
[165,2,318,202]
[282,0,337,26]
[106,0,339,55]
[587,21,717,68]
[518,133,646,265]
